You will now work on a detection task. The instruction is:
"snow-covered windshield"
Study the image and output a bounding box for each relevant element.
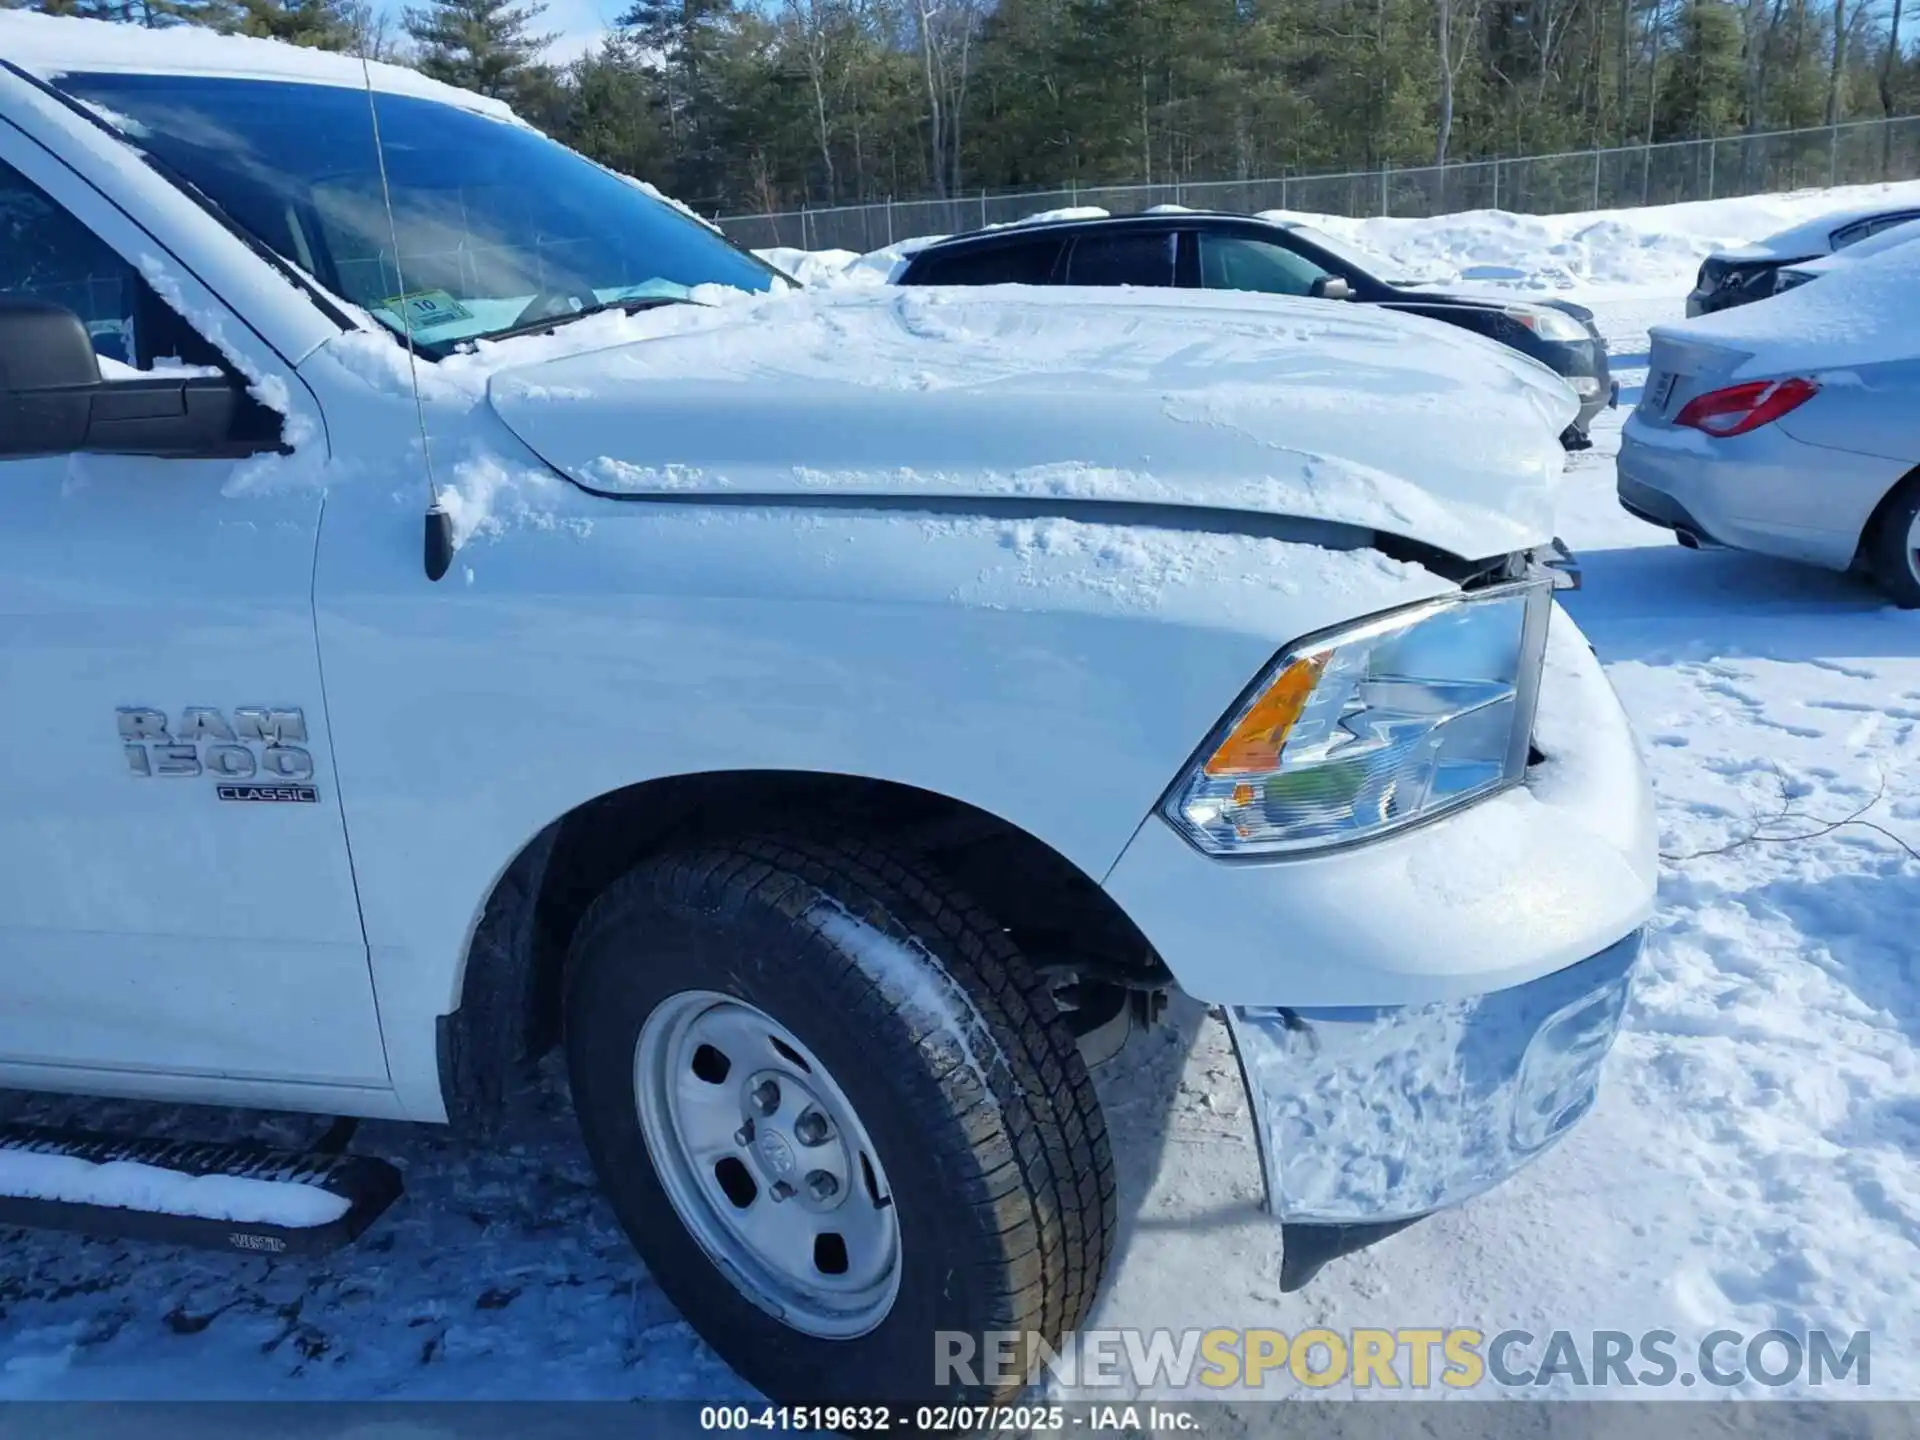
[1287,224,1426,285]
[51,72,780,356]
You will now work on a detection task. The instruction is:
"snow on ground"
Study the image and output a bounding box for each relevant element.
[3,188,1917,1405]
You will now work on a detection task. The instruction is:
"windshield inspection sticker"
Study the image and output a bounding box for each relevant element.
[377,290,475,332]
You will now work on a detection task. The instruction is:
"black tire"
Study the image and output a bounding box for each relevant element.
[564,835,1116,1407]
[1866,473,1920,608]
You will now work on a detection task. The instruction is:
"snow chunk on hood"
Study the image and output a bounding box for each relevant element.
[485,285,1579,560]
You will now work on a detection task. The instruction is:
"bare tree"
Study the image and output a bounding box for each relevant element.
[912,0,982,197]
[914,0,946,195]
[1827,0,1848,124]
[1436,0,1486,166]
[1882,0,1905,172]
[1619,0,1634,146]
[345,0,405,60]
[783,0,839,202]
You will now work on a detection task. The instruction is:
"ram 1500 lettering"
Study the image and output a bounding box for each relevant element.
[0,14,1657,1409]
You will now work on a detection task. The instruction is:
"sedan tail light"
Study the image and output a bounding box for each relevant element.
[1674,377,1819,437]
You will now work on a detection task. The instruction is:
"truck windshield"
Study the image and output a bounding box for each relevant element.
[50,72,780,357]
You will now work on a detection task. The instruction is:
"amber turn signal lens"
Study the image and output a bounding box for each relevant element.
[1202,654,1328,776]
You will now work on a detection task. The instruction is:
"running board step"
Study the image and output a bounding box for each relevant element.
[0,1122,402,1256]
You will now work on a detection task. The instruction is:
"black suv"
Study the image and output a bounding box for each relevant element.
[895,211,1616,449]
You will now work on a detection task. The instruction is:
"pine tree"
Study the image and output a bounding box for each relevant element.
[612,0,740,202]
[34,0,233,21]
[1659,0,1744,139]
[404,0,558,104]
[551,37,677,183]
[231,0,355,48]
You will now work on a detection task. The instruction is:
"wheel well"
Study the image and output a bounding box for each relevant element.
[1853,463,1920,569]
[437,771,1166,1132]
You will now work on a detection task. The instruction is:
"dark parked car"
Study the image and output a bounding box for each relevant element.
[894,210,1617,449]
[1686,202,1920,316]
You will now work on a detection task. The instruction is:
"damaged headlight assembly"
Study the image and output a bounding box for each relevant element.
[1167,578,1555,856]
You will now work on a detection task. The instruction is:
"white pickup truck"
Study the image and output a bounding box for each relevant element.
[0,15,1657,1409]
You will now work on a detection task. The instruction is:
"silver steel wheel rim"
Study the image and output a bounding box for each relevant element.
[634,990,902,1339]
[1907,509,1920,578]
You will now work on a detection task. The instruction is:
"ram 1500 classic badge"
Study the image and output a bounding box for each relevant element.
[116,707,318,802]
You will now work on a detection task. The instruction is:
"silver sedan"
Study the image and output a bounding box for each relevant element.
[1619,241,1920,605]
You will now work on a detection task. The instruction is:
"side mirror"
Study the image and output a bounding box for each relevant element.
[1311,276,1354,301]
[0,297,280,461]
[0,297,101,456]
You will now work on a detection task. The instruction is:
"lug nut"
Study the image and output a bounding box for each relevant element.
[733,1120,755,1146]
[806,1170,839,1201]
[753,1080,781,1116]
[769,1180,796,1203]
[793,1110,831,1146]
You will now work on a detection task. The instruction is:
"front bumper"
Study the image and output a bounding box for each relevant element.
[1102,604,1656,1262]
[1229,925,1642,1231]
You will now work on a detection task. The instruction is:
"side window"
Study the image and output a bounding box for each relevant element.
[913,241,1063,285]
[1064,232,1175,287]
[1862,213,1920,239]
[1829,218,1895,250]
[0,160,139,366]
[1198,234,1334,297]
[0,160,230,379]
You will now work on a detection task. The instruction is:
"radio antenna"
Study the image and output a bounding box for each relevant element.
[358,52,455,582]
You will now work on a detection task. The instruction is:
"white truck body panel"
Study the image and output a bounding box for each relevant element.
[0,97,388,1098]
[0,16,1652,1223]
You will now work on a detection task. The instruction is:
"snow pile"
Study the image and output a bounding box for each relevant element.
[1279,181,1920,296]
[0,1150,349,1228]
[771,178,1920,301]
[1661,235,1920,374]
[756,246,905,288]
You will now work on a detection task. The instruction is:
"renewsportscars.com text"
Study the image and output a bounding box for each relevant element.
[935,1327,1872,1392]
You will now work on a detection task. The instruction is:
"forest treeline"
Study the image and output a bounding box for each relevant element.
[17,0,1919,215]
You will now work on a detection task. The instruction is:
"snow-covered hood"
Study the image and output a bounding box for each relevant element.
[485,287,1578,561]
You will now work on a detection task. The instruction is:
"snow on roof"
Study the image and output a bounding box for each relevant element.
[1660,232,1920,376]
[1717,200,1920,262]
[0,12,520,121]
[1786,215,1920,277]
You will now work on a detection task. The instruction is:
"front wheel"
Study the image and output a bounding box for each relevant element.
[564,837,1116,1406]
[1866,473,1920,608]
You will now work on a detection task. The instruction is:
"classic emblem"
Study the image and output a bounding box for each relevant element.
[118,707,318,802]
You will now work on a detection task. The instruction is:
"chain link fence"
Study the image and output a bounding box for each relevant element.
[715,115,1920,256]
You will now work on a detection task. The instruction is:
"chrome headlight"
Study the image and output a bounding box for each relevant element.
[1166,579,1554,857]
[1505,305,1590,343]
